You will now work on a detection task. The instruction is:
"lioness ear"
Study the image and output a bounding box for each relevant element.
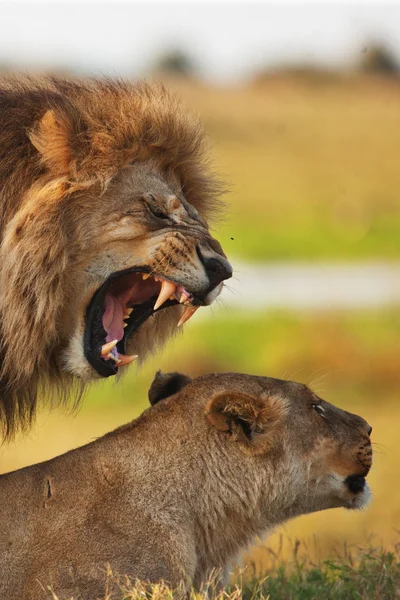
[148,370,192,406]
[29,106,88,178]
[206,391,287,452]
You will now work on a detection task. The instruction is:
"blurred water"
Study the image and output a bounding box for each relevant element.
[223,261,400,310]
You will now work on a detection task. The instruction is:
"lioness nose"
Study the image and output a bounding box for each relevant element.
[198,251,233,289]
[367,424,372,436]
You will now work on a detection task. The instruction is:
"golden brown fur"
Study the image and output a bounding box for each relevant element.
[0,371,372,598]
[0,76,229,437]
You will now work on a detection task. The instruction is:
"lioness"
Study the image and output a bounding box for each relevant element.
[0,371,372,599]
[0,76,231,436]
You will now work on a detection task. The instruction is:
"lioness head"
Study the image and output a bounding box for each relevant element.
[0,77,231,434]
[150,371,373,517]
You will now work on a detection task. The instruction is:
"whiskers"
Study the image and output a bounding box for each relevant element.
[371,441,391,457]
[307,368,330,390]
[280,369,304,382]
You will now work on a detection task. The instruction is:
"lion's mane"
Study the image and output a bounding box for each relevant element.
[0,76,222,436]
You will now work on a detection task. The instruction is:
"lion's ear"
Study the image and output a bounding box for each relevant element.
[29,107,88,178]
[148,370,192,406]
[206,391,287,452]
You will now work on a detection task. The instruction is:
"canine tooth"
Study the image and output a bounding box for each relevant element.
[179,293,186,303]
[101,340,118,357]
[123,322,128,328]
[118,354,139,366]
[142,273,150,280]
[177,306,199,327]
[154,280,177,310]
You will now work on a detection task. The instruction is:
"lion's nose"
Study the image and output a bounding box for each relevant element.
[197,249,233,290]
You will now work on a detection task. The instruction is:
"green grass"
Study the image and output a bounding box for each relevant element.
[215,214,400,262]
[50,543,400,599]
[241,546,400,600]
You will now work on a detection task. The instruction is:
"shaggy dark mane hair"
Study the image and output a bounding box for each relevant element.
[0,76,223,438]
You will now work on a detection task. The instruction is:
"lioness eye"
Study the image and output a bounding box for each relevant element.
[312,404,325,416]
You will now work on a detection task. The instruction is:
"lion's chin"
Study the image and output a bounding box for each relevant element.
[343,480,372,511]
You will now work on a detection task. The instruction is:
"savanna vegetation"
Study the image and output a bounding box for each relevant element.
[170,74,400,262]
[49,543,400,599]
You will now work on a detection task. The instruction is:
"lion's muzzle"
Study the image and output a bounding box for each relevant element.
[197,247,233,300]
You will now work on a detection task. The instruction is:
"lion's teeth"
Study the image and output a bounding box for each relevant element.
[142,273,150,280]
[124,307,134,319]
[154,280,177,310]
[123,323,128,328]
[101,340,118,357]
[179,293,186,304]
[107,353,121,364]
[177,306,199,327]
[118,354,139,367]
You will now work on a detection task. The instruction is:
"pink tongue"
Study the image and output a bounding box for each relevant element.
[103,293,125,343]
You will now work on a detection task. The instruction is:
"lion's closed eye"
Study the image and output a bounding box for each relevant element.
[143,193,171,221]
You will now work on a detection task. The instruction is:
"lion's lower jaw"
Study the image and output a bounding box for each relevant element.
[62,305,181,380]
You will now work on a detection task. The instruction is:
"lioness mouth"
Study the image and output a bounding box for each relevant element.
[84,269,200,377]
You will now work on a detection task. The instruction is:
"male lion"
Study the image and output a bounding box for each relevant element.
[0,76,231,436]
[0,371,372,598]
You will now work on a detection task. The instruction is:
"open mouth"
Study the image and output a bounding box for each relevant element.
[84,268,202,377]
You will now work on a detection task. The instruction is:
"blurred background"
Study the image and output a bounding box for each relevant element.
[1,0,400,570]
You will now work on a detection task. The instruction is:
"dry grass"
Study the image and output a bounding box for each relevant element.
[166,74,400,261]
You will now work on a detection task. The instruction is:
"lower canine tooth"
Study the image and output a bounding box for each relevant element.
[142,273,150,280]
[118,354,139,366]
[177,306,199,327]
[101,340,118,357]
